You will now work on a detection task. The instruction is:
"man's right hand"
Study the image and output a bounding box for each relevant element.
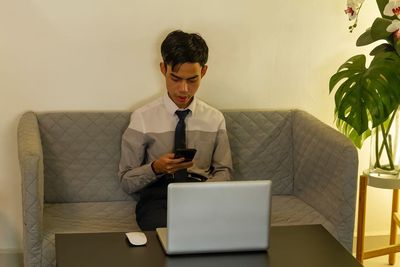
[152,153,194,175]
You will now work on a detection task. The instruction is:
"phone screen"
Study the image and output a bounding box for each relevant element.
[174,148,197,162]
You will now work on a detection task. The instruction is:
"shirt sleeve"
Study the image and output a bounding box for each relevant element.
[118,112,158,193]
[208,117,233,182]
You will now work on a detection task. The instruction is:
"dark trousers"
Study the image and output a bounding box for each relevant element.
[135,173,205,231]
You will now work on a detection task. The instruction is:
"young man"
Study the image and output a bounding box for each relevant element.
[118,30,233,230]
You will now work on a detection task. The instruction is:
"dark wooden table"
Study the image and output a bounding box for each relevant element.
[55,224,362,267]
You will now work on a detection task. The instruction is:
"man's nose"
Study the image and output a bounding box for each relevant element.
[178,80,188,92]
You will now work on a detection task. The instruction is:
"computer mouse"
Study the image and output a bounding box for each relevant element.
[126,231,147,246]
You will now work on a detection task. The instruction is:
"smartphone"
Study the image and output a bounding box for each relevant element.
[174,148,197,162]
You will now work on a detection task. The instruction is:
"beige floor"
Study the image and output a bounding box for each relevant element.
[362,255,400,267]
[355,235,400,267]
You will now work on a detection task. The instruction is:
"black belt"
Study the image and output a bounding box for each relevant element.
[165,172,208,183]
[139,172,208,194]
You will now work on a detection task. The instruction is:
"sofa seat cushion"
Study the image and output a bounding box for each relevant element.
[42,201,139,267]
[271,195,337,238]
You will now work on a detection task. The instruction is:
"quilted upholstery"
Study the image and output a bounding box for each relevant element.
[292,110,358,250]
[225,111,293,194]
[42,201,138,266]
[37,113,131,203]
[17,109,358,267]
[271,195,337,236]
[17,112,44,267]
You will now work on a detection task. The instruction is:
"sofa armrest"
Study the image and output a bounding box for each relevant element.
[17,112,44,267]
[292,110,358,251]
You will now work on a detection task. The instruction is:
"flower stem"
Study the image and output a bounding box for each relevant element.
[380,123,395,170]
[375,127,381,168]
[375,109,398,171]
[377,108,398,159]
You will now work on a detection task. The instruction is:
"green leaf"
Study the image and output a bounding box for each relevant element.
[336,118,371,149]
[396,39,400,56]
[329,52,400,147]
[356,28,375,46]
[376,0,397,19]
[329,55,366,92]
[371,18,393,40]
[370,43,395,55]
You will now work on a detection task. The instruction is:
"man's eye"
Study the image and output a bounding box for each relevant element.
[188,79,197,83]
[171,77,179,82]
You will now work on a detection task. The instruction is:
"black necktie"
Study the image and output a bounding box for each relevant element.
[174,110,190,180]
[174,110,190,150]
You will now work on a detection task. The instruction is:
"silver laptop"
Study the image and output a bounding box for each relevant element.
[156,180,272,255]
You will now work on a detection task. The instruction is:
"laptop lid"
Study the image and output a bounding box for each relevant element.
[157,180,272,255]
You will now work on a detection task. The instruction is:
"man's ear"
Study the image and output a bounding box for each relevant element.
[201,65,208,78]
[160,62,167,76]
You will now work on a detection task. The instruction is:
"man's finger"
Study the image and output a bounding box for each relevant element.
[169,157,185,164]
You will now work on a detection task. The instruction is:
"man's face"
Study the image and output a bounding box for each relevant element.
[160,62,208,109]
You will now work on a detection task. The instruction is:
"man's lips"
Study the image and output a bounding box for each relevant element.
[177,96,189,102]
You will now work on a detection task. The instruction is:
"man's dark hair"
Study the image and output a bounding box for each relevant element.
[161,30,209,71]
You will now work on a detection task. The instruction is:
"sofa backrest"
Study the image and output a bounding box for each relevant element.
[38,110,294,203]
[38,113,131,203]
[224,111,293,194]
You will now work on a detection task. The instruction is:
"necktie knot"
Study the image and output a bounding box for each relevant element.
[175,110,190,121]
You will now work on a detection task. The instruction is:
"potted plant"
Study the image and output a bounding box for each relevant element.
[330,0,400,177]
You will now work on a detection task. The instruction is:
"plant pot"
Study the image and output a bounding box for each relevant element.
[369,109,400,178]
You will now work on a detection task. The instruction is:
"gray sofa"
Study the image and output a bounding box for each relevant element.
[17,109,358,267]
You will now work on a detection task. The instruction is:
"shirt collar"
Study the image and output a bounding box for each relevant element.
[163,93,197,116]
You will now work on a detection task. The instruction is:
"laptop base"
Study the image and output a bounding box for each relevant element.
[156,228,169,254]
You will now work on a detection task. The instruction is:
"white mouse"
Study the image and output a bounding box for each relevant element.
[126,231,147,246]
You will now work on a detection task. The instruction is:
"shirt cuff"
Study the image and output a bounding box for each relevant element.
[151,161,159,175]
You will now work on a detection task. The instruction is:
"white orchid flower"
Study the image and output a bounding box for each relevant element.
[387,19,400,32]
[386,19,400,39]
[345,0,364,20]
[383,0,400,18]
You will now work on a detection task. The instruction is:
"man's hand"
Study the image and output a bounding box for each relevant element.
[152,153,194,174]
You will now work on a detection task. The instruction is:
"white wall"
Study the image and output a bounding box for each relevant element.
[0,0,392,250]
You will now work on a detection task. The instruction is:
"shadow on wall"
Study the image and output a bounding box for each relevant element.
[0,212,20,250]
[0,212,23,267]
[0,252,23,267]
[0,114,23,252]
